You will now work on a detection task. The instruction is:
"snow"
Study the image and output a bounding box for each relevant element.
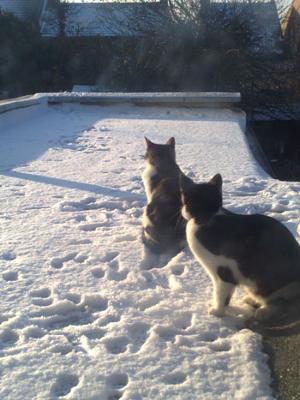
[0,101,299,399]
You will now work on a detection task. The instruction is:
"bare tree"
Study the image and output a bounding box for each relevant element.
[46,0,69,37]
[112,0,300,119]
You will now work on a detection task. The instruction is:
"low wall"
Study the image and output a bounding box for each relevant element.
[0,92,241,115]
[47,92,241,108]
[0,95,46,114]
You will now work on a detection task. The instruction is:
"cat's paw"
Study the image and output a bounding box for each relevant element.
[208,306,225,318]
[243,296,261,309]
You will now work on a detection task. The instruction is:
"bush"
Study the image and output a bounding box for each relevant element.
[0,13,41,98]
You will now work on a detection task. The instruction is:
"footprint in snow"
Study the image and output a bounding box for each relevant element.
[51,373,79,398]
[126,322,150,353]
[73,214,86,222]
[170,264,185,276]
[68,239,92,246]
[155,325,178,342]
[114,234,136,243]
[23,326,46,339]
[234,177,266,192]
[107,268,129,282]
[106,259,129,282]
[50,252,77,269]
[59,197,97,212]
[29,294,108,331]
[79,222,106,232]
[173,313,194,331]
[30,287,53,307]
[0,314,13,325]
[106,373,129,400]
[64,292,81,304]
[0,328,19,348]
[50,252,87,269]
[82,294,108,312]
[107,389,125,399]
[1,251,17,261]
[59,197,124,212]
[49,343,73,355]
[198,331,219,343]
[11,190,25,197]
[138,295,161,311]
[97,314,120,327]
[163,371,187,385]
[81,327,106,340]
[209,339,232,353]
[2,271,19,281]
[30,287,51,298]
[91,267,105,279]
[100,251,119,263]
[103,336,129,354]
[106,372,128,390]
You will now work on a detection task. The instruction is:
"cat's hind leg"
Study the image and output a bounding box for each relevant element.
[253,282,300,320]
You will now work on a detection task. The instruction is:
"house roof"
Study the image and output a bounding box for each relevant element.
[0,0,42,20]
[40,1,166,37]
[40,0,283,55]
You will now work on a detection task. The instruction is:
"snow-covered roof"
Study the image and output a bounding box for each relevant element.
[1,94,288,399]
[40,1,166,37]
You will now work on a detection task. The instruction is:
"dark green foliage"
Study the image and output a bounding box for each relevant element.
[0,13,43,98]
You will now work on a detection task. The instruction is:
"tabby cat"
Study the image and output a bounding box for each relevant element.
[141,137,186,269]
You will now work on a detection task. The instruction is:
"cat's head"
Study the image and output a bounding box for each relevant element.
[144,137,176,166]
[180,174,223,221]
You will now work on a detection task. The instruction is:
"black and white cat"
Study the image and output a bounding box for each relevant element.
[180,173,300,319]
[141,137,186,269]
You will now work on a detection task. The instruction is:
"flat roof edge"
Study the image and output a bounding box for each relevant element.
[47,92,241,106]
[0,92,241,114]
[0,96,45,114]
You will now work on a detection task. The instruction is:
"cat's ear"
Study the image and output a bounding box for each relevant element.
[180,174,194,193]
[210,174,222,191]
[144,137,153,148]
[166,137,175,147]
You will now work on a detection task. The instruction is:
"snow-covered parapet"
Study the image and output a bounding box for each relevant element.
[47,91,241,108]
[0,95,47,114]
[0,92,241,114]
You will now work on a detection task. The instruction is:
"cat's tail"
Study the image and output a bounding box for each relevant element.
[268,281,300,303]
